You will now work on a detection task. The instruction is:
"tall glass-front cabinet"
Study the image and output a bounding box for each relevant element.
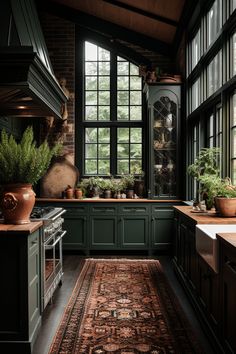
[145,84,181,199]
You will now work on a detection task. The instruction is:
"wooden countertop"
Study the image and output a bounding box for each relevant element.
[36,198,182,203]
[173,205,236,224]
[0,221,42,234]
[217,233,236,248]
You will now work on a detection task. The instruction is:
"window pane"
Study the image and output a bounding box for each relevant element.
[98,128,110,142]
[98,47,110,61]
[85,106,97,120]
[130,63,139,75]
[98,91,110,105]
[117,61,129,75]
[130,76,142,90]
[130,91,141,105]
[130,160,142,172]
[99,144,110,158]
[86,91,97,105]
[86,76,97,90]
[99,77,110,90]
[117,76,129,90]
[117,144,129,157]
[232,0,236,12]
[98,106,110,120]
[85,144,97,158]
[117,160,129,174]
[98,160,110,174]
[85,62,97,75]
[207,0,222,47]
[117,91,129,105]
[191,29,200,70]
[85,42,97,61]
[207,51,222,97]
[117,106,129,120]
[118,128,129,142]
[232,160,236,184]
[99,62,110,75]
[191,78,200,112]
[232,94,236,126]
[131,128,142,143]
[130,144,142,158]
[85,160,97,174]
[130,106,142,121]
[232,32,236,77]
[85,128,97,143]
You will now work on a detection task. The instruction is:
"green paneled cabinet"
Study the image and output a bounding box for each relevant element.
[36,201,182,254]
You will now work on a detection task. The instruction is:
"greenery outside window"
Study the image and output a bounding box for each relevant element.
[82,40,143,176]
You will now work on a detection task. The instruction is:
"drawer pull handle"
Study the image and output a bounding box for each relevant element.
[226,260,236,274]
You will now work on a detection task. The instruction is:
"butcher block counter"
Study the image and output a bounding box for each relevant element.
[173,205,236,224]
[0,220,42,233]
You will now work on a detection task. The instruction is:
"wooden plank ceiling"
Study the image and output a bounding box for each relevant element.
[48,0,187,49]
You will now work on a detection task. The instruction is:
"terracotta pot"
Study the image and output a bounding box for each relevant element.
[126,189,134,199]
[1,184,35,224]
[214,197,236,217]
[75,188,83,199]
[65,188,74,199]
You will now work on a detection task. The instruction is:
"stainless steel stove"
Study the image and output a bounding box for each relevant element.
[30,206,66,310]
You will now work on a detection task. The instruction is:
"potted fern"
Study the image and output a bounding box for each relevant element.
[0,126,61,224]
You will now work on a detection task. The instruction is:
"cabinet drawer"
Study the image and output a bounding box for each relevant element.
[65,206,88,216]
[90,204,117,214]
[152,207,174,219]
[119,204,149,214]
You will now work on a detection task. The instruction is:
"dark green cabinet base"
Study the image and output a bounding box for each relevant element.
[36,201,182,254]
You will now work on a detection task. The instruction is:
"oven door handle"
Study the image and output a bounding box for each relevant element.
[50,209,66,221]
[45,230,67,249]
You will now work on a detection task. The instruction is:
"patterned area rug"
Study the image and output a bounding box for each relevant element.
[49,259,203,354]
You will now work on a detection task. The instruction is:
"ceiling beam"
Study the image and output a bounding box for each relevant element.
[38,0,172,56]
[102,0,178,27]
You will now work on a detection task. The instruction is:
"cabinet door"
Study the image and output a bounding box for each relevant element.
[90,216,117,249]
[28,230,41,336]
[152,207,174,250]
[221,246,236,353]
[146,84,181,199]
[63,208,87,250]
[119,215,149,248]
[197,255,219,332]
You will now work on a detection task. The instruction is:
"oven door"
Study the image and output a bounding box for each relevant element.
[43,229,66,309]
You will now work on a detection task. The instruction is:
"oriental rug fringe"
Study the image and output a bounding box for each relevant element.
[49,259,203,354]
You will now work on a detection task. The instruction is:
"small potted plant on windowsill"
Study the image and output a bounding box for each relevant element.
[121,174,135,199]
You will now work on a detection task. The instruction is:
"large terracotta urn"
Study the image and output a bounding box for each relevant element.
[1,184,35,224]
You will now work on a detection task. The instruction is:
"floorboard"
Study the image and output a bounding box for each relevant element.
[32,254,214,354]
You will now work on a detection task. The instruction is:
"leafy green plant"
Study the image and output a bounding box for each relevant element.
[187,147,221,207]
[200,175,236,199]
[121,174,135,189]
[0,126,62,185]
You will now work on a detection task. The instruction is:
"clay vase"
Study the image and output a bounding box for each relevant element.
[75,188,83,199]
[1,184,35,224]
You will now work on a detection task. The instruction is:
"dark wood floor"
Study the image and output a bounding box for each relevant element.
[32,254,214,354]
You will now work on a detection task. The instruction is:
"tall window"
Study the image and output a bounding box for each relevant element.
[82,41,143,176]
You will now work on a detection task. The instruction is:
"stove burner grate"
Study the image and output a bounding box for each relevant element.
[30,206,55,219]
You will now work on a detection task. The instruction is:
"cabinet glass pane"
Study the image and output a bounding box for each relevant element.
[152,91,178,197]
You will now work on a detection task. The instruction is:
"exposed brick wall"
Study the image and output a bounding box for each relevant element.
[39,12,75,157]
